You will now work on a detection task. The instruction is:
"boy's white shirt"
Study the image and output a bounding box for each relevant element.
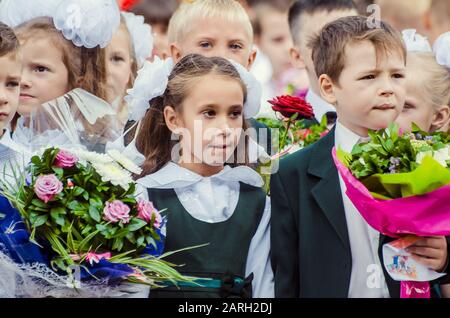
[334,121,390,298]
[137,162,274,298]
[305,89,336,123]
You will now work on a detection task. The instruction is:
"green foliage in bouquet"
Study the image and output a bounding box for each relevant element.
[338,124,450,200]
[1,147,201,287]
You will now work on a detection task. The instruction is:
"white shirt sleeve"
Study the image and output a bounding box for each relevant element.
[245,196,274,298]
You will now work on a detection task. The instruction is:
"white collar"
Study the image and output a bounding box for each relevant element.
[334,120,367,153]
[305,89,336,123]
[137,162,264,189]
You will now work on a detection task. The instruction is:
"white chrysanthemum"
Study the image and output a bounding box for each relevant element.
[416,147,450,167]
[70,148,114,165]
[107,149,142,175]
[93,162,133,190]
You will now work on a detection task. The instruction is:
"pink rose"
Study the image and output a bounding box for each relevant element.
[103,200,131,224]
[54,150,78,168]
[137,199,162,228]
[34,174,63,203]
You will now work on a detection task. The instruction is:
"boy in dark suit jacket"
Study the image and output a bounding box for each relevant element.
[270,15,450,298]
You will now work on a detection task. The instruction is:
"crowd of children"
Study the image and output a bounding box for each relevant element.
[0,0,449,298]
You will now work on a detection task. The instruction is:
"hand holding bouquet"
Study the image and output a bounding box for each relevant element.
[333,124,450,298]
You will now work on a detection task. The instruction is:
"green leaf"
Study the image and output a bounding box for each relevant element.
[89,206,101,222]
[31,198,47,208]
[33,214,48,227]
[72,187,84,197]
[127,218,147,232]
[136,236,145,247]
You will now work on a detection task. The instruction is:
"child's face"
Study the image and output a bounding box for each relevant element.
[291,10,357,93]
[257,10,293,79]
[320,41,407,136]
[152,23,170,60]
[0,53,21,133]
[105,24,134,105]
[171,17,256,69]
[18,37,69,116]
[396,61,450,132]
[165,74,245,168]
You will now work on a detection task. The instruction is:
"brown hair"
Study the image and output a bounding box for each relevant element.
[130,0,179,33]
[309,15,406,84]
[15,17,108,100]
[248,0,293,37]
[136,53,250,177]
[0,22,20,57]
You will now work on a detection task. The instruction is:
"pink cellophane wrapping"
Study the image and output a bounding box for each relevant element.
[332,148,450,238]
[332,148,450,299]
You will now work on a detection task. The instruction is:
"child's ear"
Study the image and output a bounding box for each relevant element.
[170,43,183,64]
[246,48,257,70]
[318,74,337,105]
[164,105,181,133]
[431,105,450,132]
[290,47,306,69]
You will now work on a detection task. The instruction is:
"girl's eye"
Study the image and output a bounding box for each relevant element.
[271,36,285,44]
[34,66,49,73]
[230,110,242,118]
[203,110,216,118]
[111,55,125,63]
[6,81,19,88]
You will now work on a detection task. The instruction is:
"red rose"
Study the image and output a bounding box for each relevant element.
[268,95,315,120]
[120,0,140,11]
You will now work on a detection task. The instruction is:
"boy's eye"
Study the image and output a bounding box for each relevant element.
[34,66,49,73]
[393,73,405,79]
[360,75,375,80]
[199,42,212,49]
[229,43,243,50]
[403,103,415,111]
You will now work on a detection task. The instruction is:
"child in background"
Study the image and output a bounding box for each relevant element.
[105,12,153,128]
[248,0,308,120]
[288,0,358,126]
[422,0,450,45]
[374,0,431,34]
[129,0,179,60]
[136,54,273,298]
[395,30,450,133]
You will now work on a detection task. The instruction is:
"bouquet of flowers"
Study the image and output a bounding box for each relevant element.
[0,147,196,297]
[333,124,450,298]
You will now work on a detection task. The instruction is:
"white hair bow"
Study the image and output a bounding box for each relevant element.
[433,32,450,70]
[402,29,432,53]
[0,0,120,49]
